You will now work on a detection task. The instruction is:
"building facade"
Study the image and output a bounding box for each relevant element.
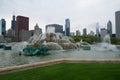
[96,23,100,37]
[107,20,112,37]
[70,32,75,36]
[115,11,120,39]
[65,19,70,36]
[11,15,16,31]
[0,19,6,36]
[0,20,2,36]
[7,28,15,41]
[19,30,33,41]
[46,24,63,34]
[76,30,81,36]
[88,31,95,36]
[83,28,87,36]
[15,16,29,41]
[34,24,42,36]
[0,35,4,43]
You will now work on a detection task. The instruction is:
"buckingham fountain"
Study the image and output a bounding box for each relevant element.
[0,27,120,68]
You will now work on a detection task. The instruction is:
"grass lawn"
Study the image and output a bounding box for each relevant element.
[0,63,120,80]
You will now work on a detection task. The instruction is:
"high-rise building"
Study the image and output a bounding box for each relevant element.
[76,30,81,36]
[11,15,16,31]
[65,19,70,36]
[7,28,15,41]
[83,28,87,36]
[15,16,29,41]
[107,20,112,37]
[96,23,100,37]
[88,31,95,36]
[46,24,63,34]
[0,19,6,36]
[70,32,75,36]
[115,11,120,39]
[0,20,2,36]
[34,24,42,35]
[19,30,32,41]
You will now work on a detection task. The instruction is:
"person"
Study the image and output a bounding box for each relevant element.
[19,51,22,56]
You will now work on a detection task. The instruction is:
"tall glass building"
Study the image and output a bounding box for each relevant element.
[65,19,70,36]
[0,20,1,36]
[107,20,112,37]
[83,28,87,36]
[96,23,100,37]
[11,15,16,31]
[115,11,120,39]
[0,19,6,36]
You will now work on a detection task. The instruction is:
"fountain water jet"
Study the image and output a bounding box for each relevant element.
[0,33,120,67]
[95,34,118,51]
[26,26,77,52]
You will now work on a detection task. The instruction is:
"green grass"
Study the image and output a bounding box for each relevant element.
[1,63,120,80]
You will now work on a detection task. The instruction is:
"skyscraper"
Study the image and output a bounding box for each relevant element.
[96,23,100,37]
[115,11,120,39]
[46,24,63,34]
[76,30,81,36]
[107,20,112,37]
[83,28,87,36]
[0,20,2,36]
[16,16,29,41]
[65,18,70,36]
[11,15,16,31]
[0,19,6,36]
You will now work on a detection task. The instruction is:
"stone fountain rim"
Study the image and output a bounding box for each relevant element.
[1,59,120,75]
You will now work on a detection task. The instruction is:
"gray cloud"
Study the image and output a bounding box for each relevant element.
[0,0,120,33]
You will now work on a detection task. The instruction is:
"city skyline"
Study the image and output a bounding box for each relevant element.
[0,0,120,33]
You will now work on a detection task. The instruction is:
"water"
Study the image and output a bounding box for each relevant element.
[0,47,120,68]
[0,34,120,68]
[46,26,55,33]
[103,34,111,44]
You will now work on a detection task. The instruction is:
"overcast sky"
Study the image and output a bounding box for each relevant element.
[0,0,120,33]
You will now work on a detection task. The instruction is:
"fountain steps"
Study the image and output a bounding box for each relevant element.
[1,59,120,75]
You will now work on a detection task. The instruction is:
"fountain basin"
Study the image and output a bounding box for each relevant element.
[0,45,120,68]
